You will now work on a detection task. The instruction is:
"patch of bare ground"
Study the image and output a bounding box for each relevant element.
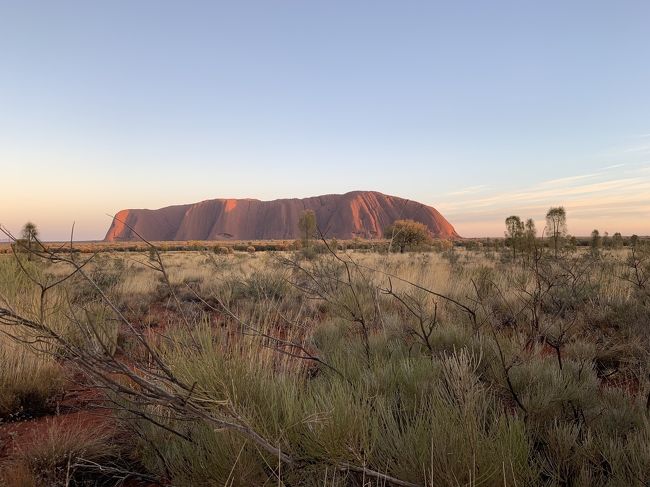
[0,369,159,486]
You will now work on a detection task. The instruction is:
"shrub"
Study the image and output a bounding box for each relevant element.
[384,219,432,253]
[214,245,233,255]
[0,339,65,419]
[3,235,650,486]
[1,419,123,486]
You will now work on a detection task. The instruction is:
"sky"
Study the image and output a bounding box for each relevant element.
[1,0,649,240]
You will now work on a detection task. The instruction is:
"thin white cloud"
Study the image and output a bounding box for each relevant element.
[436,165,650,235]
[446,184,489,196]
[624,145,650,153]
[602,163,625,170]
[537,172,602,188]
[441,177,649,212]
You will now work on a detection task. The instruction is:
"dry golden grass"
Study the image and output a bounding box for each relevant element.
[1,419,119,487]
[1,242,649,486]
[0,335,65,419]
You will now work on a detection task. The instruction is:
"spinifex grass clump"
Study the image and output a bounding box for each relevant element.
[0,419,133,487]
[0,337,64,419]
[0,258,65,419]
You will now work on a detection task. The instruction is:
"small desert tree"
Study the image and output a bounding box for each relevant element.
[602,231,610,248]
[612,232,624,249]
[524,218,537,255]
[566,235,578,253]
[590,229,602,256]
[546,206,567,257]
[504,215,524,258]
[384,219,431,253]
[20,222,39,261]
[298,210,317,248]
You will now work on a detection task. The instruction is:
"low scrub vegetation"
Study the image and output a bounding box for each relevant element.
[0,260,66,420]
[0,337,64,420]
[0,418,141,487]
[1,233,649,485]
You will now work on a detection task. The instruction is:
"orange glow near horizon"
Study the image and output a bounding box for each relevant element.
[2,154,648,241]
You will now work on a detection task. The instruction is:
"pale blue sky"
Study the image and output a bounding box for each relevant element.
[1,1,649,239]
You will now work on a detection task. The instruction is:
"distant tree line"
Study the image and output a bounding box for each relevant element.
[504,206,638,259]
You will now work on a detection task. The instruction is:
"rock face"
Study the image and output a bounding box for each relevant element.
[104,191,459,241]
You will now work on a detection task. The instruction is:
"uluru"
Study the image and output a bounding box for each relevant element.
[104,191,459,242]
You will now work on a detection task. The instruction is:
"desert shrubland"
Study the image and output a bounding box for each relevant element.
[0,236,649,485]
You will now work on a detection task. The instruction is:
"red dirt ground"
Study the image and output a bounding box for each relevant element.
[0,369,159,486]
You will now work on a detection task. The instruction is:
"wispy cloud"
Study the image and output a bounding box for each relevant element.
[624,145,650,154]
[435,165,650,236]
[602,163,625,170]
[446,185,489,196]
[537,172,601,188]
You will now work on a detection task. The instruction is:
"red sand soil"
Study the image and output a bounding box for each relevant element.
[0,371,110,458]
[0,369,160,486]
